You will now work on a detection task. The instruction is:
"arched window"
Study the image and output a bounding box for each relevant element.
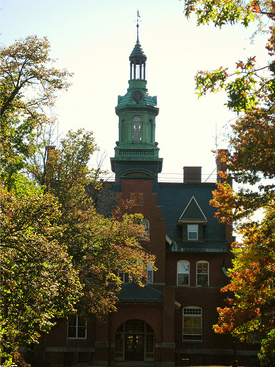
[177,260,190,286]
[182,307,202,341]
[132,115,142,142]
[140,219,150,241]
[196,261,209,286]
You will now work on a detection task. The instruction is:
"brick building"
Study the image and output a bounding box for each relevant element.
[39,22,260,367]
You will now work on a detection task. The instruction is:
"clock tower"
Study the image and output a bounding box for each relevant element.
[111,22,163,180]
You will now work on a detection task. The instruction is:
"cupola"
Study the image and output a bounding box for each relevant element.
[129,23,147,80]
[110,15,163,181]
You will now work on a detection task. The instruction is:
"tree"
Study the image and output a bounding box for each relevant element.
[213,203,275,341]
[30,129,155,315]
[0,35,72,188]
[1,36,155,365]
[0,176,82,362]
[181,0,275,356]
[259,329,275,367]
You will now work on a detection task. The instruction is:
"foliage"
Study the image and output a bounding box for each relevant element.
[30,129,156,315]
[183,0,273,29]
[182,0,275,354]
[213,203,275,341]
[0,177,82,359]
[258,328,275,367]
[0,35,72,188]
[1,35,155,363]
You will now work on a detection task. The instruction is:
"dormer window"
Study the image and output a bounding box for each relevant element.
[177,197,208,242]
[188,224,198,241]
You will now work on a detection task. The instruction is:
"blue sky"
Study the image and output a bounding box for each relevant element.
[0,0,267,181]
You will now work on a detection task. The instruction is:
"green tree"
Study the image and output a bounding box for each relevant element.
[181,0,275,357]
[31,129,155,315]
[0,35,72,188]
[0,176,82,362]
[259,329,275,367]
[0,36,154,363]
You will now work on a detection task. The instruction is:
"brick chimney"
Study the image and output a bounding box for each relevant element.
[183,166,201,183]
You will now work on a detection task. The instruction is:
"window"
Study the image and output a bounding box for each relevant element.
[196,261,209,286]
[67,315,87,339]
[177,261,190,286]
[140,219,150,241]
[182,307,202,341]
[146,263,154,284]
[118,271,131,283]
[188,224,198,241]
[130,192,143,206]
[132,115,142,141]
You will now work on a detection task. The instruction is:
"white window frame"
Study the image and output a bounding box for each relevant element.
[182,307,202,341]
[177,260,190,286]
[196,261,209,287]
[67,314,87,339]
[187,224,198,241]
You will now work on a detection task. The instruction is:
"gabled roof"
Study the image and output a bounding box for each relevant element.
[177,196,207,225]
[118,282,163,303]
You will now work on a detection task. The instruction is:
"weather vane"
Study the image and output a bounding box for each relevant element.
[135,10,141,42]
[136,10,141,23]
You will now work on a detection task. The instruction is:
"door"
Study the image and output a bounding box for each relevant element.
[125,334,144,361]
[115,319,154,362]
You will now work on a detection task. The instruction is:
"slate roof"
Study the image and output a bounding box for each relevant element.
[118,282,163,303]
[155,182,228,253]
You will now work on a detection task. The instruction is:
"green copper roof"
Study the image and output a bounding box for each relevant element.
[117,91,157,108]
[129,41,147,64]
[117,80,157,109]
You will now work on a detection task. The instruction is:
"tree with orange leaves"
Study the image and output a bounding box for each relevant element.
[181,0,275,364]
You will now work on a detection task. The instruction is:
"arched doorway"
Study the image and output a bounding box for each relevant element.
[115,319,154,362]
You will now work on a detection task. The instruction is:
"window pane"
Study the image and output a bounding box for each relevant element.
[146,334,154,353]
[77,326,86,338]
[197,262,209,286]
[198,262,208,273]
[147,270,153,283]
[178,274,189,285]
[188,224,198,240]
[125,319,144,332]
[183,308,202,341]
[198,274,208,286]
[178,262,189,285]
[68,316,76,327]
[68,326,76,338]
[178,262,189,274]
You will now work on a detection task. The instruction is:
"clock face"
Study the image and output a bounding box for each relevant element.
[132,91,143,103]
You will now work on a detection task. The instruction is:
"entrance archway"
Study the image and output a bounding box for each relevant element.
[115,319,154,362]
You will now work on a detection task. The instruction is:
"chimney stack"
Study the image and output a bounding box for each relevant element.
[183,166,201,183]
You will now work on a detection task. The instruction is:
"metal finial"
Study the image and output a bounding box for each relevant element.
[136,10,141,42]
